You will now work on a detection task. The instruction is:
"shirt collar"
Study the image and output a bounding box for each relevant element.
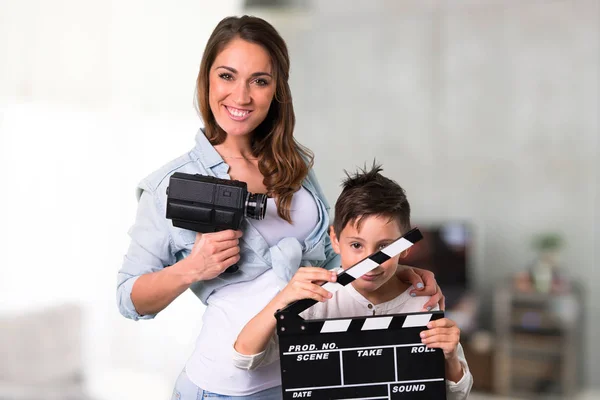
[194,128,226,169]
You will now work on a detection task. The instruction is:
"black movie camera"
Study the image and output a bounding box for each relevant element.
[165,172,267,273]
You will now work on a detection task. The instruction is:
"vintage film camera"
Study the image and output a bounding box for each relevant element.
[165,172,267,273]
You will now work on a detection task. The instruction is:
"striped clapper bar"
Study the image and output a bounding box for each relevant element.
[275,228,447,400]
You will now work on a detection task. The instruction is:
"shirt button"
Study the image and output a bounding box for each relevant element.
[367,304,373,309]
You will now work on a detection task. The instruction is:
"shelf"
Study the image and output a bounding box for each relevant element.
[509,331,564,356]
[510,345,562,358]
[510,326,563,336]
[493,283,582,398]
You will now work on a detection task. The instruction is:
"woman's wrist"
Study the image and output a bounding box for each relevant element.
[169,258,197,288]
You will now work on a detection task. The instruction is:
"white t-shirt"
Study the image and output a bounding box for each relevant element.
[185,187,319,396]
[233,284,474,400]
[186,270,283,395]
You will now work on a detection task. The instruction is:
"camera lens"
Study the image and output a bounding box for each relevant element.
[245,193,267,220]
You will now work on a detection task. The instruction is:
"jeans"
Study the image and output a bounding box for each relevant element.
[171,369,282,400]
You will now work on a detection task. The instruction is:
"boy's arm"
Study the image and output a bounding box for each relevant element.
[234,267,337,360]
[234,295,289,357]
[445,342,473,400]
[420,316,473,399]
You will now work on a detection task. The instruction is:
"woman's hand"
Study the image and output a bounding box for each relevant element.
[273,267,337,309]
[177,230,243,282]
[396,266,445,311]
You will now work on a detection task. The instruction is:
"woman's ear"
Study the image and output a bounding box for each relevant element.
[329,226,341,255]
[399,248,411,258]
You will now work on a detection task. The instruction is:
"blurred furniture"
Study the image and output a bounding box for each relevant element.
[0,303,91,400]
[494,282,583,398]
[462,330,495,393]
[403,221,472,310]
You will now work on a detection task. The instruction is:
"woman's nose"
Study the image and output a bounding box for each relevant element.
[233,82,251,105]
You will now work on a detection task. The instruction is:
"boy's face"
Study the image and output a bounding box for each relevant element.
[331,215,405,294]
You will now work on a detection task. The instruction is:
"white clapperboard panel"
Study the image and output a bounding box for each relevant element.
[275,228,447,400]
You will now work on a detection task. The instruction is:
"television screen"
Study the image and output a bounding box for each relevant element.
[401,222,471,309]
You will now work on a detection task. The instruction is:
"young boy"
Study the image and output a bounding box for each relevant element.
[233,164,473,399]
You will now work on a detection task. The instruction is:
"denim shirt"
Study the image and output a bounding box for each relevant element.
[116,130,340,320]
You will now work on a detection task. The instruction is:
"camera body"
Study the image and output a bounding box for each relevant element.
[165,172,267,273]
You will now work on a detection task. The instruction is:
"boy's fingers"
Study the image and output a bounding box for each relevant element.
[296,282,332,301]
[427,318,455,329]
[423,342,455,353]
[421,333,454,344]
[297,268,337,283]
[421,328,447,339]
[298,267,337,279]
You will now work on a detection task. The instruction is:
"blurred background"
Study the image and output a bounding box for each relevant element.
[0,0,598,399]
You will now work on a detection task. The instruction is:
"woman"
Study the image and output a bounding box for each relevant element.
[116,15,443,400]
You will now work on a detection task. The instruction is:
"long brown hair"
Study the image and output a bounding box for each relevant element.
[196,15,313,223]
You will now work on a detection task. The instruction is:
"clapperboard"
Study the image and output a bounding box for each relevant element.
[275,228,447,399]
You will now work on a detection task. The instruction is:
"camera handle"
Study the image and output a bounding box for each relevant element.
[224,264,239,273]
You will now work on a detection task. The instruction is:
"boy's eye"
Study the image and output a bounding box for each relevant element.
[218,73,233,81]
[350,243,362,250]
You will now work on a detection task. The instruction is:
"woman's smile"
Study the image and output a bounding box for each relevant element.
[225,105,252,121]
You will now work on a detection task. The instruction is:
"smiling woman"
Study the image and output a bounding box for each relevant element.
[116,15,442,400]
[208,40,275,135]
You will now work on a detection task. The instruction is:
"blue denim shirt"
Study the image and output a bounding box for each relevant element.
[117,130,340,320]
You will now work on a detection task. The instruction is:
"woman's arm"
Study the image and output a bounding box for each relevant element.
[128,263,193,317]
[117,189,242,319]
[132,229,242,316]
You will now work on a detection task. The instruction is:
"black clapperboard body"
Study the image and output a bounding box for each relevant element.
[275,228,447,400]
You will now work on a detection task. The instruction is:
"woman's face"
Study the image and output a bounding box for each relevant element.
[208,38,276,138]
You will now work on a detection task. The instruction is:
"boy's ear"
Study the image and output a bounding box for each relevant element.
[329,226,341,255]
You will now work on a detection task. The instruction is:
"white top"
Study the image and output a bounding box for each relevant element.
[185,187,319,396]
[233,283,474,400]
[249,187,319,247]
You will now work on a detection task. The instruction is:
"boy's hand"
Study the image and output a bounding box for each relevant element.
[275,267,337,307]
[419,318,460,361]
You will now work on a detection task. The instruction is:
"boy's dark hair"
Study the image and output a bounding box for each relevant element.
[333,162,411,237]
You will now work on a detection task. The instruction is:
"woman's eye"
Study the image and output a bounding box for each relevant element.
[218,73,233,81]
[254,78,269,86]
[379,244,390,250]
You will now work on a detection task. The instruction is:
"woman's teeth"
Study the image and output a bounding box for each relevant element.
[227,107,249,117]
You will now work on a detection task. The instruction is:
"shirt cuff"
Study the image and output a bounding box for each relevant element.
[116,275,156,321]
[232,347,266,371]
[445,359,472,392]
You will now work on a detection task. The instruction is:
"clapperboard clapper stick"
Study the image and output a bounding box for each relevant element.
[275,228,448,400]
